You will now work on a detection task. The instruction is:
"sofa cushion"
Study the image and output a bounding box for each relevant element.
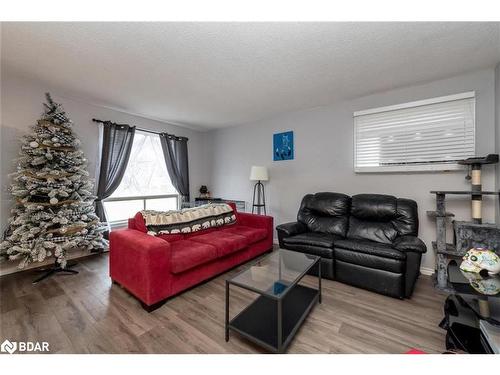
[282,243,334,259]
[190,231,248,258]
[393,198,419,236]
[297,192,350,237]
[157,233,184,243]
[219,225,267,244]
[170,240,218,274]
[347,216,398,244]
[347,194,400,244]
[334,239,406,260]
[351,194,397,221]
[283,232,339,249]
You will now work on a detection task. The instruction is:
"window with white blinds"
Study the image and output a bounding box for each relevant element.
[354,92,476,172]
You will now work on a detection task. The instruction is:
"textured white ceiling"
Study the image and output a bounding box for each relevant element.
[2,22,500,129]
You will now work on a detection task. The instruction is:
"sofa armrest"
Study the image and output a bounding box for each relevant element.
[237,212,273,233]
[128,218,136,230]
[276,221,307,236]
[276,221,307,248]
[109,229,173,305]
[393,235,427,254]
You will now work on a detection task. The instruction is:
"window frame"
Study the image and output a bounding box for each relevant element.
[105,194,179,228]
[103,130,180,227]
[353,91,476,173]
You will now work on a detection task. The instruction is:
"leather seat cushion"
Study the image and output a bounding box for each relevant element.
[334,247,404,273]
[219,225,267,244]
[190,231,248,258]
[170,240,218,274]
[334,239,406,260]
[283,232,340,248]
[281,243,334,259]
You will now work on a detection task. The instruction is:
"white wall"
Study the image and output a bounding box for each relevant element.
[1,68,212,273]
[2,66,498,275]
[208,68,498,272]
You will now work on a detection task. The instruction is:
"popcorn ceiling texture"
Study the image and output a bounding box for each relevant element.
[2,22,500,129]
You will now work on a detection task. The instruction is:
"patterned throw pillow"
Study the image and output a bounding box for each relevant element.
[141,203,236,235]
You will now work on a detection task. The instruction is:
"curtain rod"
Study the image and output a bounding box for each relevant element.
[92,118,188,141]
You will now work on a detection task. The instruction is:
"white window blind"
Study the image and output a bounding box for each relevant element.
[354,92,476,172]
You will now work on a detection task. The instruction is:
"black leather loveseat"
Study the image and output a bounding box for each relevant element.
[276,193,426,299]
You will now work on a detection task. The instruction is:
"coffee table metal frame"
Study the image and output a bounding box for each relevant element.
[225,250,321,353]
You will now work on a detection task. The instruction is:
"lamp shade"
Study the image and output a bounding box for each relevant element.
[250,166,268,181]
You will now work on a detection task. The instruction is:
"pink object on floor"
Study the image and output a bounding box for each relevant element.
[405,348,426,354]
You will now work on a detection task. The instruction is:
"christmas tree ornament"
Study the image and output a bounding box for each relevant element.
[0,93,106,282]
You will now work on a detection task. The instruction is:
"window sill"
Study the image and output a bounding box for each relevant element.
[109,221,128,231]
[355,163,467,173]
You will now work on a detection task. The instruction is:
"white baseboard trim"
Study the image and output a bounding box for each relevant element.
[0,249,109,277]
[419,267,434,276]
[273,238,435,276]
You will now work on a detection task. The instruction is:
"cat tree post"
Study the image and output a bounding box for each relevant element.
[471,164,483,224]
[429,154,499,291]
[435,193,449,289]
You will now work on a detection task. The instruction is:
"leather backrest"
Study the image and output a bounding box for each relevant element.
[393,198,419,236]
[350,194,397,221]
[347,194,398,243]
[295,192,419,243]
[297,192,351,237]
[347,194,418,243]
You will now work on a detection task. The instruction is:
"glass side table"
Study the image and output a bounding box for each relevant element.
[225,249,321,353]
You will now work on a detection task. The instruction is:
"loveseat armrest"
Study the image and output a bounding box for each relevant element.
[393,235,427,254]
[109,229,173,306]
[276,221,307,236]
[276,221,307,247]
[237,212,273,231]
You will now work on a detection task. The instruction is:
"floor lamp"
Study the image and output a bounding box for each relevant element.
[250,166,268,215]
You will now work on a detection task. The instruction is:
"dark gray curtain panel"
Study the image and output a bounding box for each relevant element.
[159,133,190,202]
[95,122,136,222]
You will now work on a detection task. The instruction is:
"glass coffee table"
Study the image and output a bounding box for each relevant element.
[225,249,321,353]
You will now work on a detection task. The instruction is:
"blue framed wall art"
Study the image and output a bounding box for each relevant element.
[273,131,294,161]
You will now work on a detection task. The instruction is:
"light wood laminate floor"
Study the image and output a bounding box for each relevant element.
[0,252,447,354]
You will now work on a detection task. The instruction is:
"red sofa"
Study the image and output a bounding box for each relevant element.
[109,203,274,311]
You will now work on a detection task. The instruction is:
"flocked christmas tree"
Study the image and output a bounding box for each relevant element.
[1,93,105,269]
